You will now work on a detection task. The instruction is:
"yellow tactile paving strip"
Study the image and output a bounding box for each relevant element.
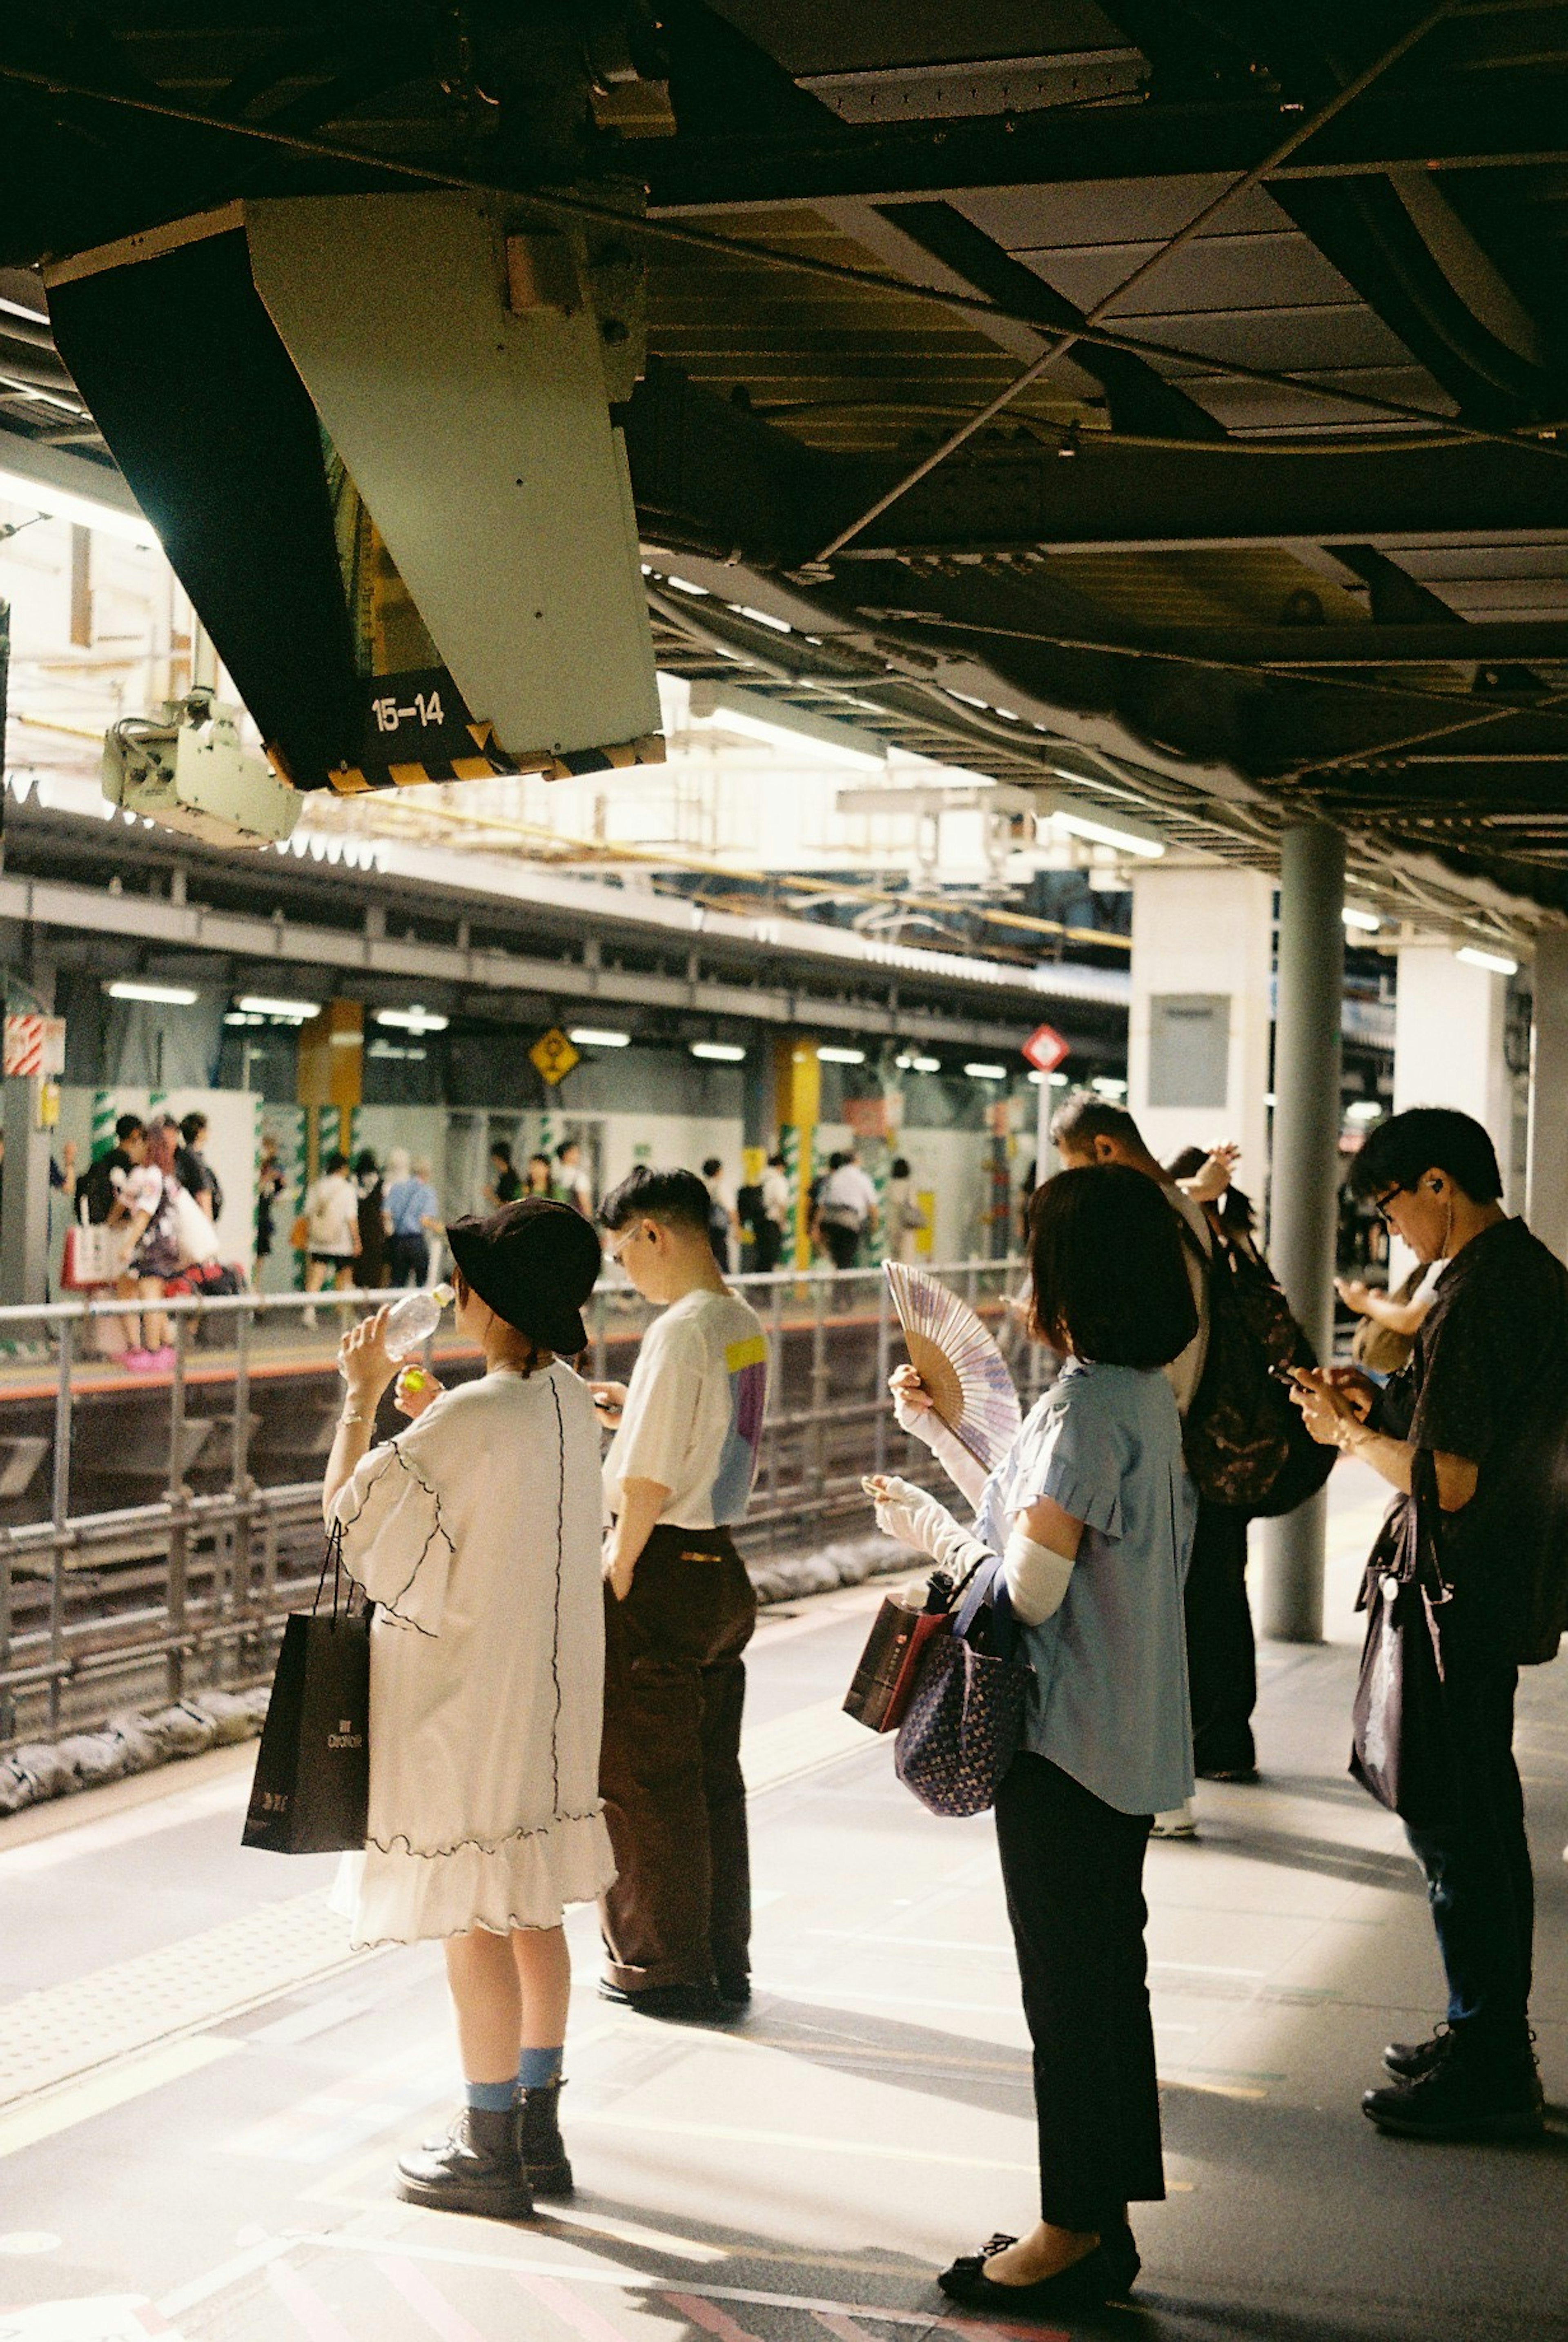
[0,1888,373,2108]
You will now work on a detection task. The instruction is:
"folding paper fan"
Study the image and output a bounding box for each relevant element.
[885,1261,1022,1474]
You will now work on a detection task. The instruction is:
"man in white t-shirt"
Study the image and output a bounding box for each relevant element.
[590,1166,770,2022]
[813,1147,880,1269]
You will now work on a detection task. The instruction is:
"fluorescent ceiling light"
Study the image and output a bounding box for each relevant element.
[697,700,882,771]
[1342,905,1381,932]
[369,1039,427,1061]
[664,574,709,597]
[223,1011,265,1027]
[236,994,320,1021]
[569,1026,631,1049]
[911,1054,942,1074]
[1346,1099,1384,1124]
[0,466,157,548]
[1049,809,1164,860]
[1456,945,1518,976]
[375,1005,449,1034]
[1049,1070,1070,1086]
[731,602,792,633]
[0,294,47,325]
[1090,1075,1128,1097]
[106,978,198,1006]
[817,1045,866,1065]
[690,1040,746,1062]
[965,1061,1007,1081]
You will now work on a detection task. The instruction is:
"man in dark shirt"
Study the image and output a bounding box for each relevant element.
[1293,1106,1568,2142]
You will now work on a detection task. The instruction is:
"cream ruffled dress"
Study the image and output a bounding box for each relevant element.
[330,1360,616,1947]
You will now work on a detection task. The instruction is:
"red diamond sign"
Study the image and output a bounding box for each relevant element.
[1022,1022,1070,1074]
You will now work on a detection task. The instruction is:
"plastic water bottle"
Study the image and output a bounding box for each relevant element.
[338,1282,452,1377]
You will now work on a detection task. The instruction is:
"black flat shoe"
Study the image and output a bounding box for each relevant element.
[938,2229,1140,2315]
[396,2106,533,2220]
[597,1979,731,2023]
[717,1972,752,2009]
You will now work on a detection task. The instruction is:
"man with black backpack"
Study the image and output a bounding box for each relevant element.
[1292,1106,1568,2143]
[1051,1095,1329,1823]
[76,1115,146,1224]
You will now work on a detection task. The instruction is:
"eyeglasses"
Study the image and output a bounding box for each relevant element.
[1372,1185,1407,1225]
[608,1224,646,1266]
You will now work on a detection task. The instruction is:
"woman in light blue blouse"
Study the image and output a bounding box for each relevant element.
[875,1163,1198,2317]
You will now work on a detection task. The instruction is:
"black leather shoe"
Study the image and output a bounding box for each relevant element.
[597,1979,731,2023]
[396,2106,533,2219]
[1363,2050,1544,2141]
[717,1972,752,2009]
[517,2079,573,2197]
[938,2228,1140,2314]
[1383,2024,1454,2082]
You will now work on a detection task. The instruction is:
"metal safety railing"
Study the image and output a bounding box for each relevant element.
[0,1259,1046,1751]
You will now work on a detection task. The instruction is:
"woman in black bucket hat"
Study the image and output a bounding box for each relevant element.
[324,1197,613,2220]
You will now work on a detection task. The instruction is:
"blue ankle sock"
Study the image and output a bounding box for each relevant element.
[517,2046,564,2091]
[465,2078,517,2115]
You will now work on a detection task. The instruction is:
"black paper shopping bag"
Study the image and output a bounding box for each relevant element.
[243,1525,370,1854]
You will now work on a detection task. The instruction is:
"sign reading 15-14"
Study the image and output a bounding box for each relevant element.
[371,686,445,734]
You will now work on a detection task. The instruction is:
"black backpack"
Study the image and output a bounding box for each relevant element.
[1178,1220,1336,1518]
[76,1149,124,1226]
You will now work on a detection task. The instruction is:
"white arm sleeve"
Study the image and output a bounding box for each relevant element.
[1003,1526,1075,1626]
[893,1393,990,1507]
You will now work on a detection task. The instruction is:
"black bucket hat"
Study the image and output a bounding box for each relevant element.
[444,1198,601,1355]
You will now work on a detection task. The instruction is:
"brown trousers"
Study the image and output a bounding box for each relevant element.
[599,1524,757,1992]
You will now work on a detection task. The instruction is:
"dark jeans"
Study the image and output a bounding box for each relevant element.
[750,1220,784,1275]
[821,1221,861,1270]
[1184,1499,1256,1774]
[994,1752,1164,2231]
[599,1524,757,1992]
[386,1232,428,1288]
[1405,1653,1533,2050]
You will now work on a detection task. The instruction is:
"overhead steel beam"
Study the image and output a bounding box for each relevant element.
[638,71,1568,212]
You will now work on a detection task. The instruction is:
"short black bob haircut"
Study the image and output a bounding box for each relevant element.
[599,1163,712,1237]
[1029,1163,1198,1369]
[1348,1105,1502,1206]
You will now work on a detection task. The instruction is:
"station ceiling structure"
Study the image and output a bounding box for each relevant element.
[2,1,1567,954]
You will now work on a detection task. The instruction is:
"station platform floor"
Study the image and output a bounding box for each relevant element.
[0,1462,1565,2342]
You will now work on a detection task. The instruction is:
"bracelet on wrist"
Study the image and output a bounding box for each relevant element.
[340,1406,374,1427]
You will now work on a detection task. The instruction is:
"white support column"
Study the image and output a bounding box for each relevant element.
[1127,864,1274,1188]
[1527,927,1568,1262]
[1393,943,1512,1188]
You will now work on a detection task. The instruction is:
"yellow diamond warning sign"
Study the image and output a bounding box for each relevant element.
[530,1027,580,1086]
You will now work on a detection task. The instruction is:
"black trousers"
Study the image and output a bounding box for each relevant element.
[599,1525,757,1992]
[1405,1654,1533,2051]
[386,1232,428,1288]
[1184,1499,1256,1775]
[994,1752,1164,2231]
[821,1221,860,1269]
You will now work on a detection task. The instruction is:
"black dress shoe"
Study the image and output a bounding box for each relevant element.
[938,2228,1140,2315]
[717,1972,752,2009]
[396,2106,533,2219]
[597,1979,730,2023]
[1198,1765,1261,1784]
[1363,2048,1544,2141]
[517,2079,573,2196]
[1383,2024,1454,2082]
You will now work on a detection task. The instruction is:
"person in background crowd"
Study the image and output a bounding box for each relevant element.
[301,1148,361,1320]
[886,1155,927,1264]
[175,1112,223,1223]
[556,1139,594,1220]
[256,1132,285,1273]
[1051,1096,1249,1835]
[701,1156,737,1274]
[385,1156,441,1288]
[761,1151,792,1268]
[326,1201,614,2219]
[870,1164,1198,2317]
[1336,1261,1444,1379]
[113,1115,185,1370]
[1291,1106,1568,2144]
[526,1152,554,1198]
[77,1114,146,1226]
[813,1145,880,1269]
[590,1167,770,2023]
[488,1141,524,1208]
[353,1150,388,1288]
